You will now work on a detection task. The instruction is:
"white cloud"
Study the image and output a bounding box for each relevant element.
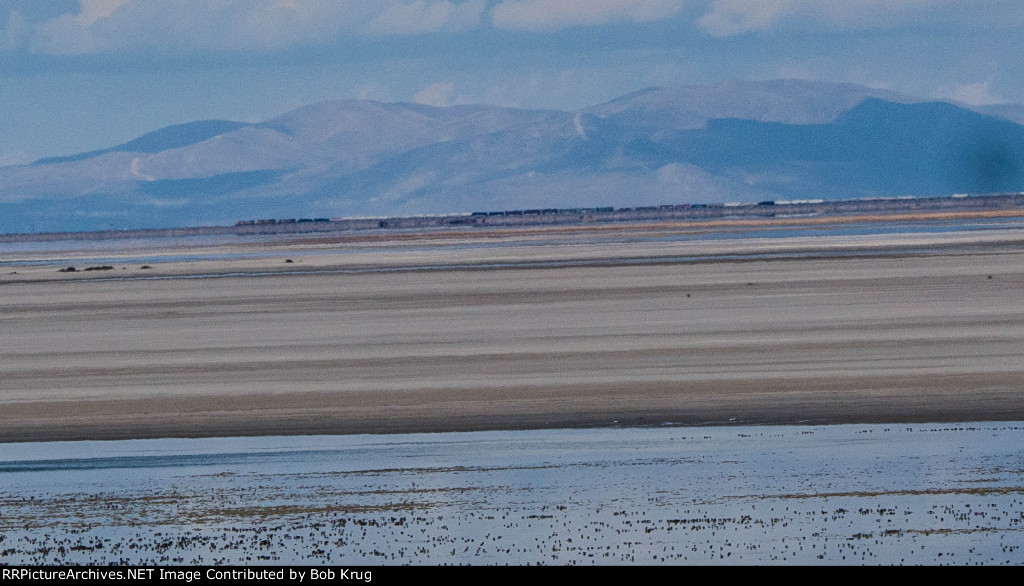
[491,0,685,31]
[2,10,26,51]
[413,81,455,106]
[356,83,393,102]
[25,1,488,56]
[78,0,131,26]
[31,16,100,54]
[942,81,1004,106]
[368,0,484,35]
[696,0,988,37]
[27,0,132,54]
[697,0,790,36]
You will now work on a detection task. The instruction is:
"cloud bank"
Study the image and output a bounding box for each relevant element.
[696,0,1024,37]
[6,1,1022,57]
[490,0,686,31]
[20,1,486,55]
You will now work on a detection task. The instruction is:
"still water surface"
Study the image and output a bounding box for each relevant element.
[1,423,1023,565]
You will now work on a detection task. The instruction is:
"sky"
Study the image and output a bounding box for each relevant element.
[2,0,1024,165]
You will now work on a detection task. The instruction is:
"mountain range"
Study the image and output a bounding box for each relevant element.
[3,79,1024,233]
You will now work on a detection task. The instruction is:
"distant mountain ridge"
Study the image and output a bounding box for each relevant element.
[2,79,1024,233]
[32,120,255,166]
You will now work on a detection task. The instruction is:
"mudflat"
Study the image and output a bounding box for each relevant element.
[2,223,1024,441]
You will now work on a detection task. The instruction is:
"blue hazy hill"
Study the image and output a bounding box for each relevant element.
[32,120,252,165]
[323,98,1024,208]
[3,80,1024,233]
[665,98,1024,197]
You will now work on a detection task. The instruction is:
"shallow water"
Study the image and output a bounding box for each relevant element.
[2,423,1023,565]
[3,217,1022,268]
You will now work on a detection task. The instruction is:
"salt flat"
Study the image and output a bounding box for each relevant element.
[2,221,1024,441]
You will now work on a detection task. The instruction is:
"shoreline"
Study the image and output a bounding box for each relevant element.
[5,222,1024,284]
[3,192,1024,245]
[3,386,1024,444]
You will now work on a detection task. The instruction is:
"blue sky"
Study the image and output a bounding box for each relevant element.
[3,0,1023,165]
